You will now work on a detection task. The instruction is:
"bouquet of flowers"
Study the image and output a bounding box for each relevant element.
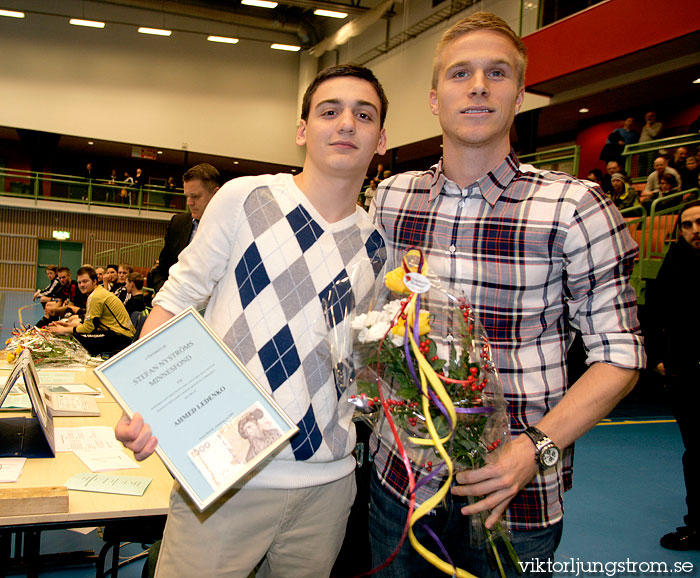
[349,249,519,578]
[4,325,90,366]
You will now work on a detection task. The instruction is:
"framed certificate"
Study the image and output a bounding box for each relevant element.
[94,307,298,511]
[0,349,56,458]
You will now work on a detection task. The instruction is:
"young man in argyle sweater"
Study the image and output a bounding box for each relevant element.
[369,13,645,577]
[115,65,388,578]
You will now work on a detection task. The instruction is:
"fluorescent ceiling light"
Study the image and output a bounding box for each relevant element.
[70,18,105,28]
[0,9,24,18]
[138,27,172,36]
[578,107,589,113]
[271,43,300,52]
[693,78,700,84]
[242,0,278,8]
[313,9,347,18]
[208,35,239,44]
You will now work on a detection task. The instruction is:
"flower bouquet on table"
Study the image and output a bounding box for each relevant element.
[4,325,89,366]
[349,249,520,578]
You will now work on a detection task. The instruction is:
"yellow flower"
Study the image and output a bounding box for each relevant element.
[16,345,24,355]
[385,266,410,294]
[391,310,431,337]
[6,352,16,363]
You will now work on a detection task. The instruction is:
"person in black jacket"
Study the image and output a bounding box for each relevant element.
[151,164,220,293]
[647,200,700,551]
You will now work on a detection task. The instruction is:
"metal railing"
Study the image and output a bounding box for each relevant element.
[622,133,700,183]
[0,167,187,215]
[621,188,699,304]
[519,145,580,177]
[94,238,164,270]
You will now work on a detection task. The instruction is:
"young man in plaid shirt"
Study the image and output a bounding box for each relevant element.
[369,13,645,577]
[116,65,388,578]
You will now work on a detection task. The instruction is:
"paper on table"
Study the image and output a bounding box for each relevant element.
[0,393,31,410]
[74,449,140,472]
[54,426,122,452]
[37,371,76,384]
[0,458,27,482]
[42,383,100,395]
[66,472,152,496]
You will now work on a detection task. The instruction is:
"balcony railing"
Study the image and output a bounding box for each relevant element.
[0,167,187,215]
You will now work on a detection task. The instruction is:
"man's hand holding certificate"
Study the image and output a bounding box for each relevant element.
[99,308,297,511]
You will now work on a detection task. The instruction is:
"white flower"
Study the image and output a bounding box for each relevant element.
[365,320,391,343]
[351,313,368,330]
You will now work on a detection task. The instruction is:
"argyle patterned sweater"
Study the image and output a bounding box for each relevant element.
[154,173,386,489]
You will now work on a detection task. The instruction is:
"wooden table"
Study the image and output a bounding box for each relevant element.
[0,365,173,577]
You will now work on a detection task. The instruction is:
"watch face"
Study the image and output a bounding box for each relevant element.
[541,446,560,468]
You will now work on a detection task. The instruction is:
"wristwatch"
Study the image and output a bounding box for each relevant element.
[523,426,560,471]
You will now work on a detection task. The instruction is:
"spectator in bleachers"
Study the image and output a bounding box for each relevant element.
[659,173,680,196]
[600,117,639,164]
[151,164,221,293]
[639,111,662,142]
[646,200,700,552]
[48,266,134,356]
[640,157,682,205]
[609,173,639,210]
[585,168,603,186]
[669,147,689,173]
[124,272,146,316]
[602,160,624,195]
[104,264,118,292]
[113,263,133,302]
[134,168,145,190]
[679,155,698,191]
[33,265,59,303]
[95,267,105,285]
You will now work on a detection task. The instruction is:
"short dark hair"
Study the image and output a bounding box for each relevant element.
[183,164,221,195]
[57,267,70,275]
[300,64,389,128]
[127,272,144,290]
[77,266,97,282]
[660,173,678,188]
[107,264,118,272]
[46,265,58,273]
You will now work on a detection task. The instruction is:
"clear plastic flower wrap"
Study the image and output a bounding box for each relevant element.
[4,326,90,366]
[345,249,520,578]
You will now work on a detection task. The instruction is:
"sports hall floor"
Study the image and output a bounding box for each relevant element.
[2,290,698,577]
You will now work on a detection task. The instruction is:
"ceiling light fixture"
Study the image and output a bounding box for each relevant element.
[207,35,239,44]
[578,107,589,113]
[138,27,171,36]
[69,18,105,28]
[87,141,94,145]
[313,9,347,18]
[693,78,700,84]
[242,0,278,8]
[271,43,300,52]
[0,9,24,18]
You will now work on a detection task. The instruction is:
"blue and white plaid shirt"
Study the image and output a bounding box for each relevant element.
[370,152,645,530]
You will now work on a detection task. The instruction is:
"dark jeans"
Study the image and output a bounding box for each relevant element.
[74,329,132,356]
[668,372,699,529]
[369,472,563,578]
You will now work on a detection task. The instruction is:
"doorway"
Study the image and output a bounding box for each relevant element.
[36,240,83,289]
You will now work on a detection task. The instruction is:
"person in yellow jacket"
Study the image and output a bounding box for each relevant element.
[49,266,135,356]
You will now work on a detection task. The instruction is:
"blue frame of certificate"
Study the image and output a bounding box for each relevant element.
[94,307,298,511]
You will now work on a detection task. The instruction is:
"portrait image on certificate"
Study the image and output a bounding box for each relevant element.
[95,307,298,510]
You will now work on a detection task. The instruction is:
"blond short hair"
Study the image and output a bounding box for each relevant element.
[432,12,527,89]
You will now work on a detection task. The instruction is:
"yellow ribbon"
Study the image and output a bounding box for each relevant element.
[402,294,478,578]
